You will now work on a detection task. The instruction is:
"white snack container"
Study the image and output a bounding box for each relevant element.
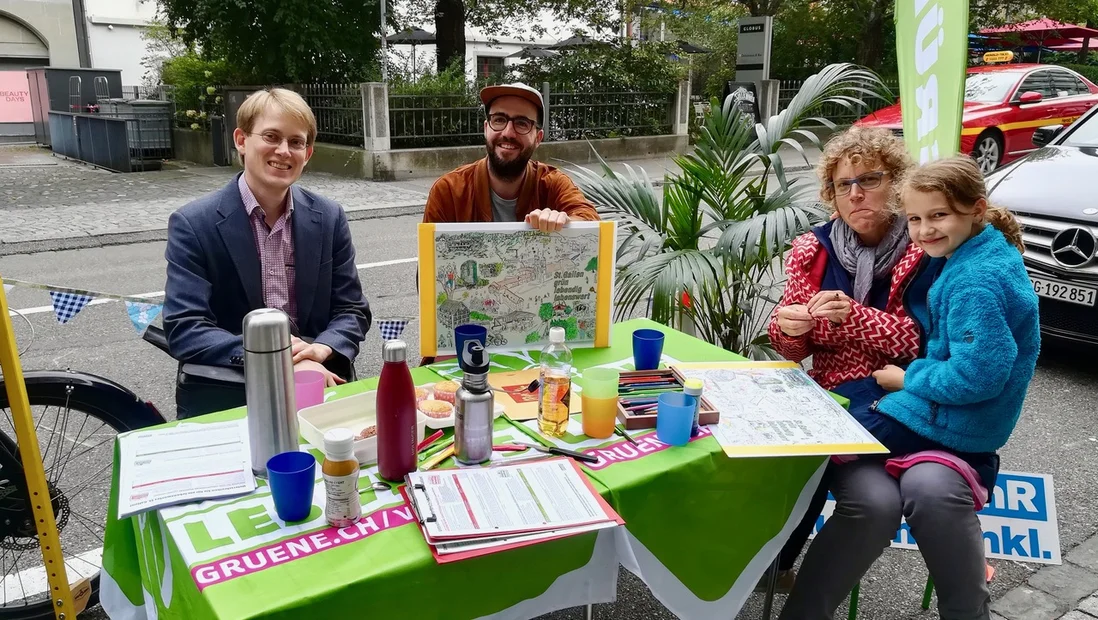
[297,390,427,466]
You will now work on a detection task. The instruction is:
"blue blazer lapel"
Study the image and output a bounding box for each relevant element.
[292,186,322,330]
[215,177,264,311]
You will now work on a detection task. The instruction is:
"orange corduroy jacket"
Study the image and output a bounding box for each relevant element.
[423,157,600,223]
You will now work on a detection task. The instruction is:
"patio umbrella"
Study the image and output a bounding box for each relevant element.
[1048,38,1098,52]
[549,35,605,50]
[385,28,436,72]
[675,40,711,54]
[981,18,1098,61]
[506,46,558,59]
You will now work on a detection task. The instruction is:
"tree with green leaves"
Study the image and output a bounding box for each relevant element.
[395,0,620,73]
[155,0,382,83]
[734,0,782,16]
[539,302,554,322]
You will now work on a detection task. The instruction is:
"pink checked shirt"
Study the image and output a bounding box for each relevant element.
[238,175,298,328]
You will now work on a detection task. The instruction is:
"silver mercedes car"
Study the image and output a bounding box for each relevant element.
[987,105,1098,346]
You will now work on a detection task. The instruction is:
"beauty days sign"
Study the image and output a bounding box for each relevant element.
[0,71,33,123]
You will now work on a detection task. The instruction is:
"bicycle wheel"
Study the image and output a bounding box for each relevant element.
[0,370,164,620]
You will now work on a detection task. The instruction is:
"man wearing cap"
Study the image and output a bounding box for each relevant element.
[423,82,599,231]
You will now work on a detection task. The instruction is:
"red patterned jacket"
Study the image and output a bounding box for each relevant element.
[768,231,925,390]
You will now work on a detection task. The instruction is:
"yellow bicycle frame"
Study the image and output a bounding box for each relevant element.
[0,277,73,619]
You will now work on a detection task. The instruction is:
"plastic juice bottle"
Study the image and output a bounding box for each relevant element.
[376,340,417,482]
[538,327,573,437]
[322,428,361,527]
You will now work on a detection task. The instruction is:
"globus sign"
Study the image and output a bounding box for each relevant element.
[896,0,969,163]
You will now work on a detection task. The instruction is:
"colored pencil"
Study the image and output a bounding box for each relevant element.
[421,445,455,471]
[417,430,444,453]
[419,436,455,461]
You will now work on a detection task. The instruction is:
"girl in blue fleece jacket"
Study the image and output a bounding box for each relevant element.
[852,155,1041,491]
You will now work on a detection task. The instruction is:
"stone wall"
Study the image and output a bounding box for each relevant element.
[171,128,214,167]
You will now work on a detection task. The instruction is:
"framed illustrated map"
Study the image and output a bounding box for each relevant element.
[417,221,616,357]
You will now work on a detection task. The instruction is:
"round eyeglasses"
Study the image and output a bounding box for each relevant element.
[487,113,539,135]
[831,171,889,196]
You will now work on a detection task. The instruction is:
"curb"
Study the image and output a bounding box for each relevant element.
[0,201,428,257]
[0,164,815,257]
[619,163,814,188]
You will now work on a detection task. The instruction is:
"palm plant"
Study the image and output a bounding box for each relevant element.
[571,63,892,358]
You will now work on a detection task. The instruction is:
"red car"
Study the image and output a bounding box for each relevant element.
[856,64,1098,174]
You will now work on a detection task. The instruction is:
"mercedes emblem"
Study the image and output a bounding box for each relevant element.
[1050,227,1097,268]
[1085,208,1098,216]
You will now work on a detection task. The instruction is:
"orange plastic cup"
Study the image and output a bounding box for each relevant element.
[581,393,618,439]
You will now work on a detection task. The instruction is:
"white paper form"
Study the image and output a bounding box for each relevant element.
[117,419,256,518]
[674,361,888,458]
[407,458,612,540]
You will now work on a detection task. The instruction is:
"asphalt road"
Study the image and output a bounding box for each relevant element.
[1,215,1097,618]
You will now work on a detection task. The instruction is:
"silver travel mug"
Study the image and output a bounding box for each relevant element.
[242,308,299,476]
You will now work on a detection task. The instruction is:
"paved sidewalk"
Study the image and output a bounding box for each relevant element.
[0,143,819,255]
[993,531,1098,620]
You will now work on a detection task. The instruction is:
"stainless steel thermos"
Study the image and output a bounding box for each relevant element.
[454,340,493,465]
[242,308,299,476]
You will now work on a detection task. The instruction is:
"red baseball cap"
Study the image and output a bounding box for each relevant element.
[480,83,544,126]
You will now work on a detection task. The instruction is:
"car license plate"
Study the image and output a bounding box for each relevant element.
[1030,276,1098,307]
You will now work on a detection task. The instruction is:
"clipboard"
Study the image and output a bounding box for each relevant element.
[398,458,623,563]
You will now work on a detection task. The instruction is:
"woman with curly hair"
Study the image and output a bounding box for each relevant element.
[763,126,943,593]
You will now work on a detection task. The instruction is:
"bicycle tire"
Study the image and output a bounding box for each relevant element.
[0,370,165,620]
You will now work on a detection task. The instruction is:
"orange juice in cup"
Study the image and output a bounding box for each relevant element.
[580,368,620,439]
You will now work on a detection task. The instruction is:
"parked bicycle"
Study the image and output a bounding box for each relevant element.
[0,367,166,619]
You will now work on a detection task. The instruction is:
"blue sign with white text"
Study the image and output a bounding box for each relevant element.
[812,471,1061,564]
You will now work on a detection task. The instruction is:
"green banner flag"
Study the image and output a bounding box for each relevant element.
[896,0,970,163]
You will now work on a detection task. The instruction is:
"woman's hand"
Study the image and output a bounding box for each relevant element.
[777,304,814,337]
[808,290,853,325]
[872,364,905,392]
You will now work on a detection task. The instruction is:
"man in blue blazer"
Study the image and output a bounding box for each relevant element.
[164,88,371,418]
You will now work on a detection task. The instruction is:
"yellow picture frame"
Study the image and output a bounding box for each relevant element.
[418,221,616,358]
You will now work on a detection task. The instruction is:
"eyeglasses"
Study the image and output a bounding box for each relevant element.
[249,131,309,151]
[487,113,539,135]
[831,171,889,196]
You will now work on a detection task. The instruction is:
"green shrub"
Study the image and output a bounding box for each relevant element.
[1061,63,1098,85]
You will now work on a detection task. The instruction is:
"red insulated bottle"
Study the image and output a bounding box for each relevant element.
[376,340,418,482]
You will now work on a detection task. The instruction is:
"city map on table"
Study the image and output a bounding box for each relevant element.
[673,361,888,458]
[417,221,616,357]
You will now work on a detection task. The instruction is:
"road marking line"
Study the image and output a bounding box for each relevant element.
[8,258,418,316]
[2,547,102,602]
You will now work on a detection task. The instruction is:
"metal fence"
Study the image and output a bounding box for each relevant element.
[546,85,674,142]
[294,83,364,147]
[388,92,482,149]
[777,77,899,124]
[141,80,678,150]
[388,83,677,149]
[120,85,166,100]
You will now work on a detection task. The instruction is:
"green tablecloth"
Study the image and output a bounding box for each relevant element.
[100,319,826,620]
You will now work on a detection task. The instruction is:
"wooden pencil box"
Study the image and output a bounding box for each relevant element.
[614,368,719,430]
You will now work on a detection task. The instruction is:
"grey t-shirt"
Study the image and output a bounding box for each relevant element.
[491,190,519,222]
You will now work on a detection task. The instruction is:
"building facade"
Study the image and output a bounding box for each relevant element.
[1,0,156,84]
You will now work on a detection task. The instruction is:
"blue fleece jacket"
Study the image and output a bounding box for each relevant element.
[877,225,1040,454]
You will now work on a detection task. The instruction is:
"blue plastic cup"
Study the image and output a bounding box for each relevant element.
[632,328,666,371]
[656,392,696,446]
[266,451,317,522]
[455,323,488,358]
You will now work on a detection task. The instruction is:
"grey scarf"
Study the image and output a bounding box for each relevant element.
[828,214,909,305]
